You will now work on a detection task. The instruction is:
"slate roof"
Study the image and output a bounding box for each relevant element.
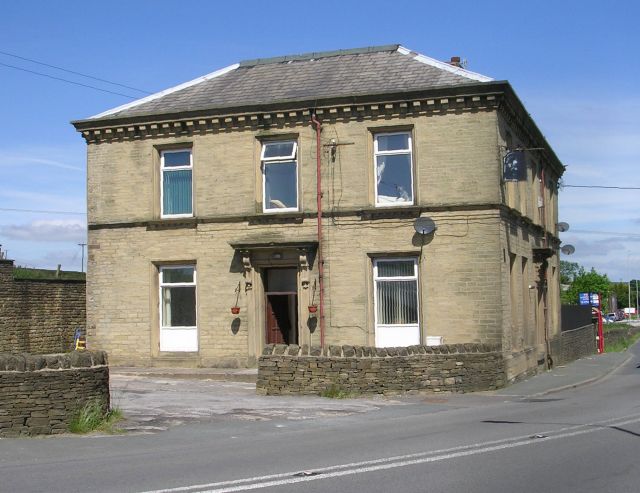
[81,45,494,124]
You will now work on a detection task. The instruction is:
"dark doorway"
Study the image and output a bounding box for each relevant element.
[264,268,298,345]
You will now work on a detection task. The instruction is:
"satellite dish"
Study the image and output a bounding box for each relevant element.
[557,222,570,232]
[561,244,575,255]
[414,217,436,235]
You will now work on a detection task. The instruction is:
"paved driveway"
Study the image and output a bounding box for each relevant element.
[110,370,407,432]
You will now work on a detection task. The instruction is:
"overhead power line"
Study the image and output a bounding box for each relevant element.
[569,229,640,238]
[0,207,86,215]
[563,184,640,190]
[0,62,138,99]
[0,49,151,94]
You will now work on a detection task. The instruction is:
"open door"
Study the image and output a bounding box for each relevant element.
[264,268,298,345]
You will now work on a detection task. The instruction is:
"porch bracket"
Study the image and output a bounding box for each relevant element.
[240,250,253,291]
[298,248,310,289]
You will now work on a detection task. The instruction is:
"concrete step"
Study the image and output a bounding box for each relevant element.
[110,366,258,383]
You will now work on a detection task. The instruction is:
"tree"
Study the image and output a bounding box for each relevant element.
[610,282,630,309]
[561,267,611,310]
[560,260,581,285]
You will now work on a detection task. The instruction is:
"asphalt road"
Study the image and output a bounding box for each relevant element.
[1,344,639,493]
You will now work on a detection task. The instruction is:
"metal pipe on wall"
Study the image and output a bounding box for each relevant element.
[311,114,325,347]
[540,166,552,368]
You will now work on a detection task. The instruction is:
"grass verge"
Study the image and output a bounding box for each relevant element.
[604,323,640,353]
[14,267,85,281]
[69,399,123,434]
[320,385,353,399]
[605,332,640,353]
[603,322,633,333]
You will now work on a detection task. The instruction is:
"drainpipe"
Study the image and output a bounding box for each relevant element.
[540,166,552,368]
[311,113,325,347]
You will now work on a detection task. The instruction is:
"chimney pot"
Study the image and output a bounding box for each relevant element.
[449,56,462,67]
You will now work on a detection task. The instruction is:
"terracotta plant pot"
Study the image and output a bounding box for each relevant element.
[308,305,318,313]
[231,306,240,315]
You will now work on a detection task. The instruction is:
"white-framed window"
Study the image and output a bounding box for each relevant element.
[159,265,197,352]
[374,132,414,206]
[161,149,193,217]
[261,140,298,212]
[373,258,420,347]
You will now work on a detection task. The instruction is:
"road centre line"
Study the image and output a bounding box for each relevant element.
[141,413,640,493]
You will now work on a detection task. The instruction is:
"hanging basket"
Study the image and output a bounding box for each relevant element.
[231,306,240,315]
[308,305,318,314]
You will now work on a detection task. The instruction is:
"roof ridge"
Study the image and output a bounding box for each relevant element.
[397,46,493,83]
[238,44,400,67]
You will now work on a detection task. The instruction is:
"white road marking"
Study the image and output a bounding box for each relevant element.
[140,413,640,493]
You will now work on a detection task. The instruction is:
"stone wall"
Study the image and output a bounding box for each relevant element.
[0,259,86,354]
[0,350,109,437]
[257,343,505,395]
[604,325,640,348]
[552,324,596,366]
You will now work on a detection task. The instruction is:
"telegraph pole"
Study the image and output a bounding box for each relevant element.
[636,280,639,321]
[629,280,632,319]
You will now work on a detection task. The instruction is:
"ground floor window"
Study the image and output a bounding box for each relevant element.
[373,258,420,347]
[159,265,197,351]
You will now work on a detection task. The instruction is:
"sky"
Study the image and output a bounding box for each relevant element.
[0,0,638,280]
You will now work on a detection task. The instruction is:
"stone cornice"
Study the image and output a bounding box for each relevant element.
[497,86,565,178]
[74,89,503,145]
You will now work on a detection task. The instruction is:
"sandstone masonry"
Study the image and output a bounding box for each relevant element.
[72,46,565,383]
[0,350,109,437]
[0,259,86,354]
[257,343,505,395]
[553,324,597,366]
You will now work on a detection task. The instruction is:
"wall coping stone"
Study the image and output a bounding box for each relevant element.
[0,350,108,372]
[261,343,501,358]
[560,324,595,335]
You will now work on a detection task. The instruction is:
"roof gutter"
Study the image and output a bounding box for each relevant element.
[71,81,509,129]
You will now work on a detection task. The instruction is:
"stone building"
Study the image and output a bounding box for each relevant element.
[72,45,564,381]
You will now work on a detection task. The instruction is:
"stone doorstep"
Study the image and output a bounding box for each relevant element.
[110,366,258,383]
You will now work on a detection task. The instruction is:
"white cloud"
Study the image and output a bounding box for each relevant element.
[536,97,640,280]
[0,219,86,243]
[0,149,84,172]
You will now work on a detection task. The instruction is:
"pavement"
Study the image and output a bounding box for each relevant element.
[109,368,406,433]
[496,350,631,397]
[109,342,636,433]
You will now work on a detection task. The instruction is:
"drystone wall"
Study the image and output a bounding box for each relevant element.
[0,259,86,354]
[0,350,109,437]
[257,343,505,395]
[552,324,596,366]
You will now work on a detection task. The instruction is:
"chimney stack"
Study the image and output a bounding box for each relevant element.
[449,56,462,68]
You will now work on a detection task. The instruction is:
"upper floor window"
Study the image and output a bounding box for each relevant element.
[374,132,414,206]
[161,149,192,218]
[261,141,298,212]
